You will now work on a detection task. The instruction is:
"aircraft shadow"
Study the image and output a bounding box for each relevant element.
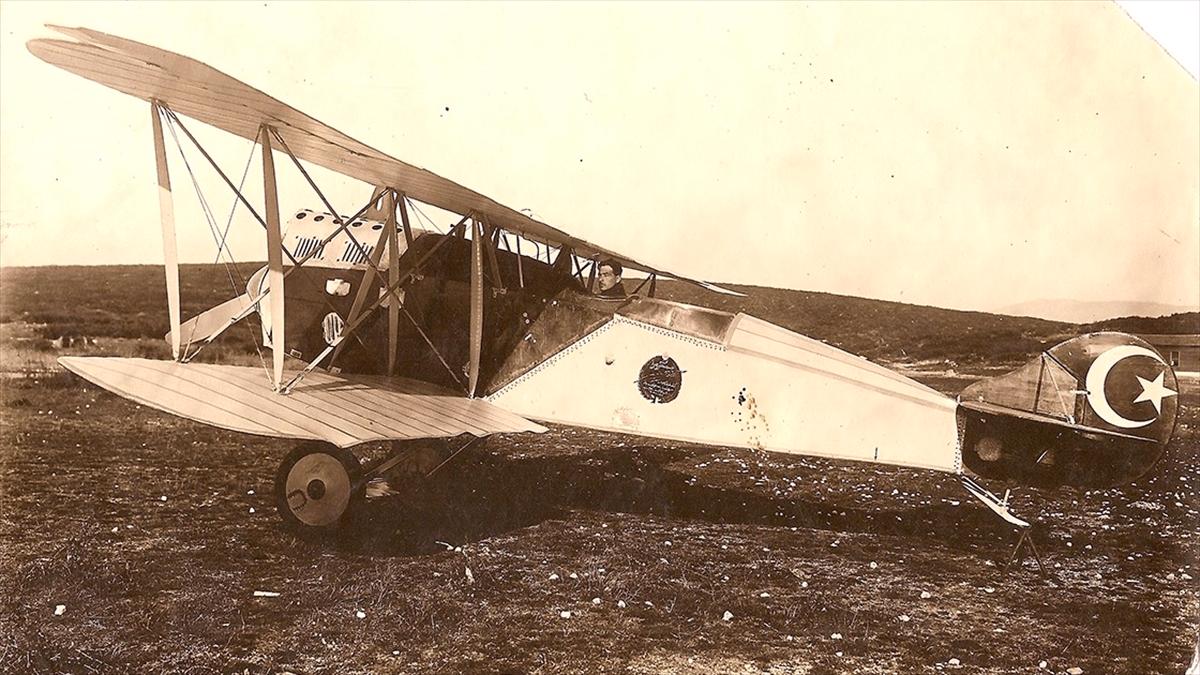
[323,442,1030,558]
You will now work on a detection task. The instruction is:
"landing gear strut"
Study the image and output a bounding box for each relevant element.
[273,436,490,535]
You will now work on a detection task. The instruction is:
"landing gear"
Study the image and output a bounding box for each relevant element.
[274,442,363,533]
[274,436,492,537]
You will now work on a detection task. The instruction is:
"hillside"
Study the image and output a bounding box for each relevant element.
[995,298,1195,324]
[1,265,1193,369]
[1084,312,1200,335]
[0,264,265,352]
[655,281,1076,367]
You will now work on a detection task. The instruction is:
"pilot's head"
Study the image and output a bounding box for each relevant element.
[597,259,623,292]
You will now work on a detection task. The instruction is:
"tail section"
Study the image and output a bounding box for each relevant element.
[958,332,1179,488]
[165,266,267,351]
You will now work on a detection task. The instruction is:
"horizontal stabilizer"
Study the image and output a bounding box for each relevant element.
[166,293,256,348]
[958,400,1155,443]
[59,357,546,447]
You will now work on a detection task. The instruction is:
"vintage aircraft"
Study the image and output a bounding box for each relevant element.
[29,27,1180,556]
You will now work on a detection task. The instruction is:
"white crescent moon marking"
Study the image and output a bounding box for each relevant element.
[1085,345,1165,429]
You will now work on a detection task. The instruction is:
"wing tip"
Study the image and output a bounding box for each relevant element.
[27,24,83,53]
[25,37,55,58]
[56,355,92,381]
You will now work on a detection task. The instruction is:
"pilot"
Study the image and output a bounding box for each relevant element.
[595,259,627,299]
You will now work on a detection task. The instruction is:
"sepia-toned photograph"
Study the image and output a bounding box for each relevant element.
[1,2,1197,673]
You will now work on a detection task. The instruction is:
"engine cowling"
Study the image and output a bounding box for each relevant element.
[957,332,1179,488]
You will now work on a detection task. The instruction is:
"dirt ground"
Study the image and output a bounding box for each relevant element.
[1,356,1197,674]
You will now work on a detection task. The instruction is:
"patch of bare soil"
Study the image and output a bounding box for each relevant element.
[1,365,1197,674]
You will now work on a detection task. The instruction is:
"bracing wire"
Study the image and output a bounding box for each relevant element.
[180,133,258,354]
[162,111,272,381]
[403,197,445,234]
[1043,356,1074,422]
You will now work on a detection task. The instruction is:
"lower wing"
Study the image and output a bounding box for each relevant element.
[59,357,546,447]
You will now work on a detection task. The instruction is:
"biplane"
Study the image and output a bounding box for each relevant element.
[28,27,1180,550]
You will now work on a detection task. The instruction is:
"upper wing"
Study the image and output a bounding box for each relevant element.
[27,26,741,296]
[59,357,547,447]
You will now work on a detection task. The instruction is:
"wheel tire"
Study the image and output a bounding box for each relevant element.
[274,441,362,534]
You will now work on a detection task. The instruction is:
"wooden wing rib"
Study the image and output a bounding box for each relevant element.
[59,357,547,447]
[28,26,742,297]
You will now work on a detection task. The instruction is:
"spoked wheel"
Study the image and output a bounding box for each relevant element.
[274,441,362,534]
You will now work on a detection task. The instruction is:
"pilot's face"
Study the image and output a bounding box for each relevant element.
[597,265,620,291]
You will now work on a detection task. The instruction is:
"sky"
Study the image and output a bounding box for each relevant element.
[1,1,1197,315]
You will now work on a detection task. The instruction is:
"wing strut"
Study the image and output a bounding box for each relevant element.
[468,218,484,397]
[150,101,182,360]
[515,237,525,288]
[158,110,373,362]
[264,129,425,378]
[259,124,286,389]
[280,217,471,394]
[330,206,394,365]
[482,219,505,291]
[397,192,414,245]
[385,190,401,376]
[261,133,471,391]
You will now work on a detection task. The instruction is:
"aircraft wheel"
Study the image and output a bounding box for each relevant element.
[274,442,362,533]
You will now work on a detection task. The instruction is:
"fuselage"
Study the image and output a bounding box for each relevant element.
[263,207,964,474]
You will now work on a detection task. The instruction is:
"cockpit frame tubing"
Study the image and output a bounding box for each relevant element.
[268,128,407,312]
[281,217,472,394]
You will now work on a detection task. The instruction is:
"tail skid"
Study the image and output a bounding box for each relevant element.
[959,475,1047,575]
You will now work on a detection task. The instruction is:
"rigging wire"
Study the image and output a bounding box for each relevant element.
[161,110,272,381]
[403,197,445,235]
[1042,355,1075,423]
[181,134,259,355]
[161,113,384,374]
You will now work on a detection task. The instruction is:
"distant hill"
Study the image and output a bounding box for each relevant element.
[0,264,266,352]
[1083,312,1200,335]
[995,298,1196,324]
[2,265,1191,370]
[654,281,1075,367]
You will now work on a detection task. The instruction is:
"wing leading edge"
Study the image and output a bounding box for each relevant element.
[59,357,547,448]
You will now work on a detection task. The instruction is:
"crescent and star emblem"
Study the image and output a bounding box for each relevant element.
[1084,345,1177,429]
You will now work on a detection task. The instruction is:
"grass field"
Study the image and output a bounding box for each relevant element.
[1,266,1197,674]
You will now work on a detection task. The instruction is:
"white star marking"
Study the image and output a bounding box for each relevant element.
[1133,371,1176,415]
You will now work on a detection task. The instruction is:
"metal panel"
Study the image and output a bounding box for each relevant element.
[488,314,961,473]
[59,357,547,448]
[727,315,949,407]
[27,28,740,296]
